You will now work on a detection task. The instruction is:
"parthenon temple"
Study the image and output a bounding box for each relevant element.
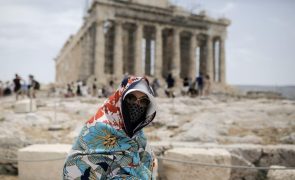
[55,0,230,86]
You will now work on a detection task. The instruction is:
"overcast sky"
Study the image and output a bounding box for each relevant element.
[0,0,294,86]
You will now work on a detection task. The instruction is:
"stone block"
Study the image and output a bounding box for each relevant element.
[229,146,262,180]
[14,99,37,113]
[267,166,295,180]
[18,144,72,180]
[259,145,295,167]
[160,148,231,180]
[229,154,258,180]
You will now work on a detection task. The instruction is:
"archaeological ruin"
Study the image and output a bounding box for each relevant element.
[55,0,230,86]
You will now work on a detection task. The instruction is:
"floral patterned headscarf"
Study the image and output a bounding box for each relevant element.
[63,76,157,180]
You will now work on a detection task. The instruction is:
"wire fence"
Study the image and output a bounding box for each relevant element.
[157,157,295,170]
[1,155,295,171]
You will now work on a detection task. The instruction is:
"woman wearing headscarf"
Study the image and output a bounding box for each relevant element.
[63,76,157,179]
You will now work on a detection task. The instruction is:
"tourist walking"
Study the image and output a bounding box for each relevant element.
[165,73,175,98]
[13,74,22,100]
[63,76,157,179]
[76,80,82,96]
[196,73,204,96]
[28,75,39,98]
[92,78,98,97]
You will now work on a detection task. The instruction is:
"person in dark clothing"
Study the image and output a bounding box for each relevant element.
[13,74,22,100]
[165,73,175,98]
[166,73,175,88]
[196,73,204,96]
[76,81,82,96]
[92,78,98,97]
[28,75,39,98]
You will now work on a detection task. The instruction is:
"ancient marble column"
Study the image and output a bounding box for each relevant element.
[154,25,163,78]
[189,33,197,79]
[206,36,214,81]
[134,23,143,76]
[212,38,217,82]
[85,32,92,78]
[145,37,151,75]
[74,45,79,81]
[94,21,105,80]
[219,37,226,84]
[172,28,181,79]
[113,21,123,79]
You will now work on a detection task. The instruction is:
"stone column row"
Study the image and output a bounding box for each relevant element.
[94,20,225,84]
[170,30,216,82]
[94,20,183,81]
[206,37,226,84]
[211,36,226,84]
[100,21,164,79]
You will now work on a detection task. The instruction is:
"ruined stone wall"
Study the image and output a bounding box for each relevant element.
[55,0,230,86]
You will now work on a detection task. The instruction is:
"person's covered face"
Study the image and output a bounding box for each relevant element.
[125,91,150,121]
[122,91,151,137]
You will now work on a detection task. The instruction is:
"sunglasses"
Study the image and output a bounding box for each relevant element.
[125,94,150,107]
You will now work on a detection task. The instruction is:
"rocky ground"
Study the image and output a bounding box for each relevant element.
[0,93,295,177]
[147,96,295,144]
